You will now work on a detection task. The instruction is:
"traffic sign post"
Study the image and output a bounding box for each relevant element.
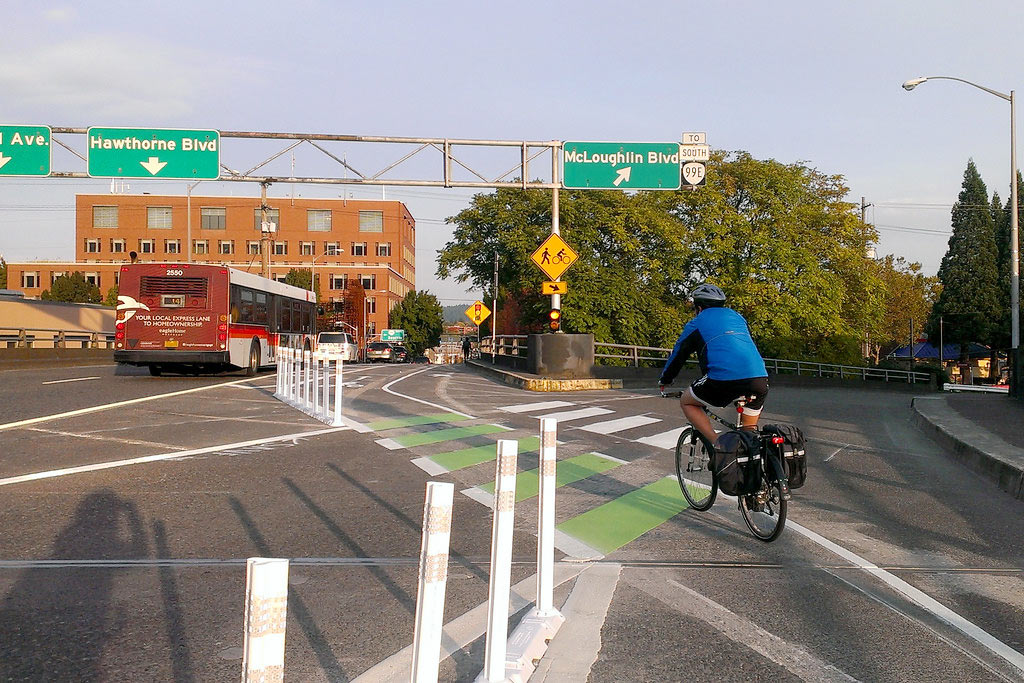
[0,125,51,176]
[562,141,681,190]
[465,301,491,326]
[87,127,221,179]
[531,233,579,281]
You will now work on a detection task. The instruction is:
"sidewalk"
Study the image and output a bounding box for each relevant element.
[911,392,1024,501]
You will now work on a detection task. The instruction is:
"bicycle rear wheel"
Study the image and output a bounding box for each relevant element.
[675,427,717,511]
[739,477,787,542]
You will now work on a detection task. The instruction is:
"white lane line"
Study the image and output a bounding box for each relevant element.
[41,376,100,385]
[0,376,262,433]
[788,520,1024,674]
[381,368,475,419]
[0,425,348,487]
[537,407,613,423]
[635,426,687,450]
[824,445,846,462]
[579,415,661,435]
[25,427,188,451]
[498,400,576,413]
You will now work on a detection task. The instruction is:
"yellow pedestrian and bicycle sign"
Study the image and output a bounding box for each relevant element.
[465,301,491,325]
[531,233,578,281]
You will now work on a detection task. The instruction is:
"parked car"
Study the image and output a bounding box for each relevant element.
[392,345,411,363]
[366,341,394,363]
[316,331,358,362]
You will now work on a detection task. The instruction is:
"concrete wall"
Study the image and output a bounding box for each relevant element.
[0,298,115,348]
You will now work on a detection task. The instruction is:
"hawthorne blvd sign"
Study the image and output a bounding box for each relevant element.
[87,127,221,179]
[562,141,681,190]
[0,125,51,176]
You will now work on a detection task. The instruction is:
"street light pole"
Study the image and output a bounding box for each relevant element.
[903,75,1019,396]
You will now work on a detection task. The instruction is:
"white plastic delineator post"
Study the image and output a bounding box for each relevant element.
[410,481,455,683]
[274,346,283,397]
[480,439,518,683]
[302,350,311,411]
[497,420,566,682]
[312,354,320,416]
[333,355,344,426]
[321,355,331,421]
[242,557,289,683]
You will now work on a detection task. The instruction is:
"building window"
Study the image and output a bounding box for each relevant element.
[299,241,315,256]
[366,297,376,314]
[139,239,156,254]
[110,239,126,253]
[193,240,209,255]
[351,242,367,256]
[217,240,234,255]
[307,209,331,232]
[201,207,226,230]
[50,272,65,285]
[254,208,280,231]
[359,210,383,232]
[147,206,173,229]
[376,242,392,257]
[273,241,287,256]
[360,274,376,290]
[366,321,376,336]
[85,238,101,253]
[325,241,341,255]
[92,205,117,228]
[329,274,347,290]
[247,241,261,255]
[22,272,39,288]
[84,273,99,287]
[165,239,181,254]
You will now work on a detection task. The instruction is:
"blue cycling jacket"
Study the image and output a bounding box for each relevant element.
[659,307,767,384]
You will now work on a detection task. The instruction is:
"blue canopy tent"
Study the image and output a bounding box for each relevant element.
[887,341,994,360]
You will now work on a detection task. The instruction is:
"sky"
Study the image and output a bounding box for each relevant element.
[2,1,1024,305]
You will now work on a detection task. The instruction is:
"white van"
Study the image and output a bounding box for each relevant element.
[316,331,358,362]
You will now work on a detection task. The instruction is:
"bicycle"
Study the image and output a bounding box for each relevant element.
[661,390,791,542]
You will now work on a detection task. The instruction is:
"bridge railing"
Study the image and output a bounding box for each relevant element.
[482,337,930,384]
[0,327,116,350]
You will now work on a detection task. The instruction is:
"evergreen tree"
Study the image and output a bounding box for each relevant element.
[103,286,119,307]
[993,172,1024,349]
[927,161,1002,355]
[389,290,443,355]
[40,272,102,304]
[0,257,7,289]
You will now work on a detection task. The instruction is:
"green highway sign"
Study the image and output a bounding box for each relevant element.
[381,329,405,342]
[87,127,220,179]
[562,141,681,190]
[0,125,51,176]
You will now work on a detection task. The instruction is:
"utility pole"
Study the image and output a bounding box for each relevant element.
[861,196,873,224]
[491,251,498,364]
[259,182,271,279]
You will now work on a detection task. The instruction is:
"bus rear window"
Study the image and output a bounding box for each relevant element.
[139,276,209,308]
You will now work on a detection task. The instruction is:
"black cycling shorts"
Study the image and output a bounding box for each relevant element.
[689,375,769,415]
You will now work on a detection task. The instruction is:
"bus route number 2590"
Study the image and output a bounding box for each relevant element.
[166,269,184,276]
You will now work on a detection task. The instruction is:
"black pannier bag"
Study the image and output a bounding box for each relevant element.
[712,430,762,496]
[762,423,807,489]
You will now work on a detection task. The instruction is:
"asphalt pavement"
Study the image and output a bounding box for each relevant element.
[0,362,1022,681]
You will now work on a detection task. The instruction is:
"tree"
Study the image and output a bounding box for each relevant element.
[866,256,940,363]
[992,172,1024,349]
[283,268,311,290]
[438,151,881,363]
[389,290,443,355]
[926,160,1002,356]
[103,285,119,307]
[40,272,102,304]
[0,257,7,289]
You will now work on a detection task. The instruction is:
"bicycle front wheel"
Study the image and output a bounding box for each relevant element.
[739,478,787,542]
[675,426,717,511]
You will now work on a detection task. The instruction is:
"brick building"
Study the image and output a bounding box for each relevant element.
[8,194,416,339]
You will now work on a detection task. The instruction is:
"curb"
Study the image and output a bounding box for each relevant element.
[466,360,623,392]
[910,396,1024,501]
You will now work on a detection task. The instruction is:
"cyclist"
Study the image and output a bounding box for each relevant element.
[658,283,769,447]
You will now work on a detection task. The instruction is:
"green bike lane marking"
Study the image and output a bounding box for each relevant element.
[376,424,508,450]
[367,413,470,431]
[478,453,622,502]
[430,437,541,472]
[555,476,689,555]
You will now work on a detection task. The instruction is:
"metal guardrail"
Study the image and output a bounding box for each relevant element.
[483,336,931,384]
[0,327,115,350]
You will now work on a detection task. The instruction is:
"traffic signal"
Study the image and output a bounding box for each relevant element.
[548,308,561,332]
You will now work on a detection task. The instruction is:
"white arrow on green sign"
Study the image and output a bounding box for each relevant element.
[562,141,681,190]
[87,127,220,179]
[0,125,51,176]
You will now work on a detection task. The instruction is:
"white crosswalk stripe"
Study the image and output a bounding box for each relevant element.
[537,407,613,422]
[635,427,687,450]
[497,400,576,413]
[579,415,661,435]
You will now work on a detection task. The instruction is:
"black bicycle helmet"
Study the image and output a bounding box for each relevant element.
[691,283,727,307]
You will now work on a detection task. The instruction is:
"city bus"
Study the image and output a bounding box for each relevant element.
[113,263,316,376]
